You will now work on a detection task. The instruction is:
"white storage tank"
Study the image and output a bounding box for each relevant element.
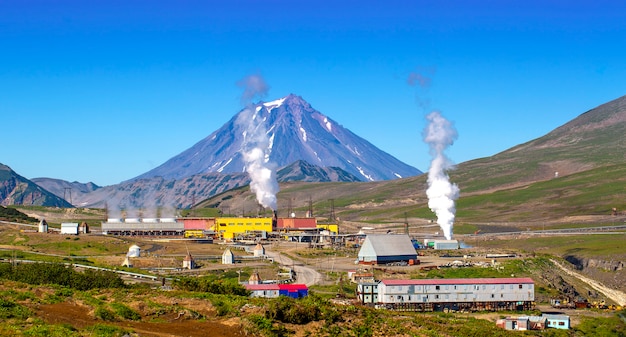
[127,244,141,257]
[125,218,141,223]
[160,218,176,223]
[143,218,159,223]
[107,218,122,223]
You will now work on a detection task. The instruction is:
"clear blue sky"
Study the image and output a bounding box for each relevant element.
[2,1,626,186]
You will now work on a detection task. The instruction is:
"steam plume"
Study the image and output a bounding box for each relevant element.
[236,74,279,210]
[423,111,459,240]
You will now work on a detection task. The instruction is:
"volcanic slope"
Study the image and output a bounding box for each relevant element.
[199,94,626,224]
[134,94,421,182]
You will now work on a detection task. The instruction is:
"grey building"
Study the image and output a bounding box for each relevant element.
[357,234,417,265]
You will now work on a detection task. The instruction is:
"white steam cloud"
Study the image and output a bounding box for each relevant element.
[236,74,279,210]
[423,111,459,240]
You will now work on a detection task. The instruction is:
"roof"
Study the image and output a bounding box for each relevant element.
[279,284,308,291]
[542,314,570,321]
[245,284,279,291]
[358,234,417,258]
[381,278,535,286]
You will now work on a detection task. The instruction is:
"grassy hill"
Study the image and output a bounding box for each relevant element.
[197,95,626,227]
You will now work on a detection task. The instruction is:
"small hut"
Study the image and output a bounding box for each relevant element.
[253,243,265,257]
[249,271,262,285]
[183,253,196,269]
[38,219,48,233]
[222,248,234,265]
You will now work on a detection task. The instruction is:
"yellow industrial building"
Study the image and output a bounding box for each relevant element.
[214,217,274,240]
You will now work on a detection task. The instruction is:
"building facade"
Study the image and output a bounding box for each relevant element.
[358,277,535,311]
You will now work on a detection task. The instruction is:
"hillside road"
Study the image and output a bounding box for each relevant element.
[551,259,626,306]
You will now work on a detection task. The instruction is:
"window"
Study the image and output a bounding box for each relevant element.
[491,294,494,298]
[435,295,439,299]
[519,284,523,289]
[436,285,440,290]
[558,322,565,326]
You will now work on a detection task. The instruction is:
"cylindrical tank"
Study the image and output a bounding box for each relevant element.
[142,218,158,223]
[107,218,122,223]
[127,244,141,257]
[125,218,141,223]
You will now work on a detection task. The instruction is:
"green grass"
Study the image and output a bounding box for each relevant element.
[475,234,626,259]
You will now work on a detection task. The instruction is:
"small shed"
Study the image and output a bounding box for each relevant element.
[357,234,417,264]
[279,284,308,298]
[253,243,265,257]
[249,271,262,285]
[60,223,79,235]
[183,253,195,269]
[222,248,234,264]
[38,219,48,233]
[78,222,89,234]
[543,314,570,329]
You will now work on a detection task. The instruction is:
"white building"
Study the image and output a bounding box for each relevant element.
[222,248,234,264]
[253,243,265,257]
[376,278,534,310]
[38,219,48,233]
[60,223,79,235]
[357,234,417,264]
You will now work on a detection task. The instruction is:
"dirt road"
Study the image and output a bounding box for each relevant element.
[551,259,626,306]
[265,250,322,286]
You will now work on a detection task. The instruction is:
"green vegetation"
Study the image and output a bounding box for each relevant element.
[173,275,249,296]
[179,207,221,217]
[474,234,626,259]
[0,205,38,223]
[0,263,126,290]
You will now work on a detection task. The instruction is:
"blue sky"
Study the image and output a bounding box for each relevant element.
[2,0,626,186]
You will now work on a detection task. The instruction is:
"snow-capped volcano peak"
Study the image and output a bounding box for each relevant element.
[135,94,421,182]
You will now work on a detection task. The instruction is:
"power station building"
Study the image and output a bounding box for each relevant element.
[214,217,273,240]
[101,218,184,236]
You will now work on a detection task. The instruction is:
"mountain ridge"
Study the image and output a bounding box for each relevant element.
[135,94,421,182]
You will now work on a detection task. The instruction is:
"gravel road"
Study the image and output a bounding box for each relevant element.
[551,259,626,306]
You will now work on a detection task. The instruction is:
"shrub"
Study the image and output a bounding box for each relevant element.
[265,296,321,324]
[22,324,79,337]
[88,324,131,337]
[94,307,116,321]
[173,276,249,296]
[0,263,125,290]
[0,298,31,319]
[110,303,141,321]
